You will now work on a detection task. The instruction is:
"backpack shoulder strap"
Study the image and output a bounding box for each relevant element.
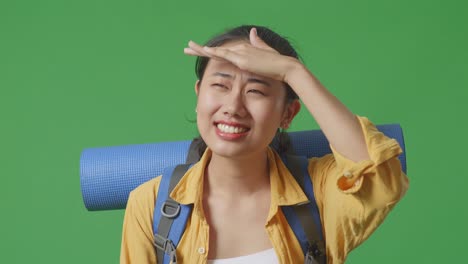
[186,138,202,164]
[152,139,200,264]
[153,164,193,264]
[281,154,327,264]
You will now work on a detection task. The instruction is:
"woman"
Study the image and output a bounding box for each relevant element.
[120,25,409,264]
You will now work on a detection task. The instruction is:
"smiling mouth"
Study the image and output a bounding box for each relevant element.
[215,123,250,134]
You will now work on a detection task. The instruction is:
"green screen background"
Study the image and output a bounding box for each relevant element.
[1,0,466,263]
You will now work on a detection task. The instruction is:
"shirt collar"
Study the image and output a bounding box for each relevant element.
[169,147,309,219]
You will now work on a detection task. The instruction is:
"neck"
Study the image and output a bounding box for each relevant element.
[204,149,270,198]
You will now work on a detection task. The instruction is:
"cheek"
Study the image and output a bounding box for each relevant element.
[196,90,221,120]
[251,100,285,126]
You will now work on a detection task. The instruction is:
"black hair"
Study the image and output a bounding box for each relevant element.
[193,25,300,157]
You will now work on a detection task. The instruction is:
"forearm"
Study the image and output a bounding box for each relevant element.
[285,60,370,162]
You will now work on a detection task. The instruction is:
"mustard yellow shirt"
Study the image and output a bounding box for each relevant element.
[120,116,409,263]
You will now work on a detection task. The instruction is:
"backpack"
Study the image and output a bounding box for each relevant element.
[152,140,326,264]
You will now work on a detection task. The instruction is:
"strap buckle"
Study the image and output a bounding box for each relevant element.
[154,234,177,263]
[304,242,324,264]
[161,200,181,218]
[305,252,315,264]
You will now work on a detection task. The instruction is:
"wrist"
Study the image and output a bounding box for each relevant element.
[283,58,308,85]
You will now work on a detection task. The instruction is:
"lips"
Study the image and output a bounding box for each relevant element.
[214,121,250,134]
[214,121,250,140]
[216,123,248,134]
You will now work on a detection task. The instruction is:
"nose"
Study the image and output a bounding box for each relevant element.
[223,89,247,118]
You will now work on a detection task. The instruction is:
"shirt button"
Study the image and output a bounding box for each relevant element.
[198,247,205,254]
[344,171,353,178]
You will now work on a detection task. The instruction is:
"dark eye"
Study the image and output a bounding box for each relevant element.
[248,89,265,95]
[212,83,228,89]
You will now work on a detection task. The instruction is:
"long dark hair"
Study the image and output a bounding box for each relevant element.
[193,25,301,157]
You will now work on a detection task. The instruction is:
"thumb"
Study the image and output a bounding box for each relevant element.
[249,28,271,49]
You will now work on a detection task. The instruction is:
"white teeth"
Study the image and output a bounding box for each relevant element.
[217,123,247,134]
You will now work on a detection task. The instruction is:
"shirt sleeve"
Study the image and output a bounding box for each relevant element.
[309,115,409,262]
[120,177,161,264]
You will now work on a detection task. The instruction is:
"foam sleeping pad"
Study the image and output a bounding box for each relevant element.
[80,124,406,211]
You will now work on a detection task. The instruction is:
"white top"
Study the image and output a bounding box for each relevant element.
[207,248,279,264]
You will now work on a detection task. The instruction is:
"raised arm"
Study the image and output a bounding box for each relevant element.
[283,63,370,162]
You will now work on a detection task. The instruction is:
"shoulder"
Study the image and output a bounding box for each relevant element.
[126,176,162,215]
[121,176,163,262]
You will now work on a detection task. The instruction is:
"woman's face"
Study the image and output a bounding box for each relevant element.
[195,42,298,159]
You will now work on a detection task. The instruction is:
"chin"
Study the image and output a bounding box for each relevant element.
[199,126,273,159]
[207,141,267,160]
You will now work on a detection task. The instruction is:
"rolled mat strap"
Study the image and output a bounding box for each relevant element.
[80,124,406,211]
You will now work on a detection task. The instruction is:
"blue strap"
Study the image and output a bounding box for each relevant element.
[282,206,310,253]
[296,155,323,241]
[281,155,325,262]
[153,165,193,264]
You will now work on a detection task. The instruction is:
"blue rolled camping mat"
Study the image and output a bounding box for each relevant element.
[80,124,406,211]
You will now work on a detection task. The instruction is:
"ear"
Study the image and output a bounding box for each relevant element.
[281,99,301,129]
[195,80,201,96]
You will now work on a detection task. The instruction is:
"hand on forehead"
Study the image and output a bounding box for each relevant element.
[184,29,291,83]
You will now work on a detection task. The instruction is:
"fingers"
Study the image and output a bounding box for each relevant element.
[183,40,238,68]
[249,27,258,45]
[203,46,244,66]
[183,41,232,66]
[184,40,211,57]
[183,47,200,56]
[185,27,276,58]
[249,28,272,50]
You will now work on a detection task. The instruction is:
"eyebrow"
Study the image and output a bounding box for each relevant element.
[211,72,271,87]
[212,72,233,79]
